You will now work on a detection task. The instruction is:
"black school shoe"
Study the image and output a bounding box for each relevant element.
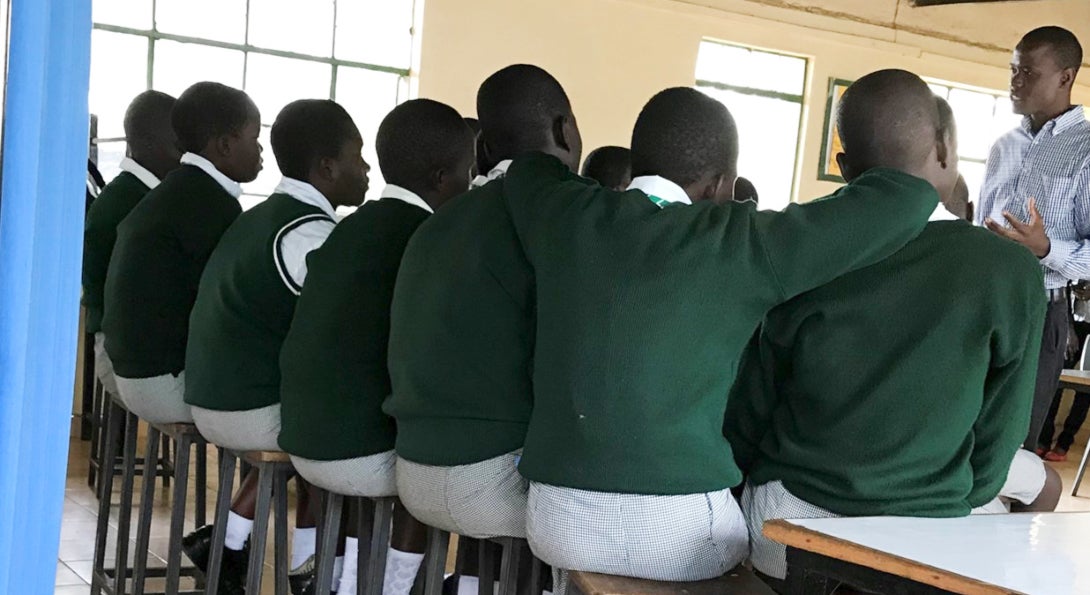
[289,554,318,595]
[181,525,249,594]
[181,525,214,573]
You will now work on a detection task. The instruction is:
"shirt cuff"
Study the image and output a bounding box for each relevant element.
[1040,239,1077,270]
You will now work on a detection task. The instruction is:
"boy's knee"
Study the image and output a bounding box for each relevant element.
[1013,464,1062,513]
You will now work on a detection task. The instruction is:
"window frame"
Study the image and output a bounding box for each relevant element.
[90,0,416,201]
[694,39,810,206]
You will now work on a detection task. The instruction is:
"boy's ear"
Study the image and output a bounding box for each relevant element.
[430,167,446,192]
[835,153,856,182]
[553,115,572,153]
[215,134,233,157]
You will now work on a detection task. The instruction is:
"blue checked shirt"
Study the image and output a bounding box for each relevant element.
[977,106,1090,289]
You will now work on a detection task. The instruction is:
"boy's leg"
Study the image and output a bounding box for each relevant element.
[1038,389,1064,452]
[339,498,375,595]
[382,502,428,595]
[998,449,1060,513]
[1057,392,1090,453]
[1011,465,1062,513]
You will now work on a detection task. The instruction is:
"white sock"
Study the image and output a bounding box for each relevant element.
[291,527,317,570]
[224,511,253,551]
[457,575,481,595]
[340,537,360,594]
[382,548,425,595]
[332,556,345,592]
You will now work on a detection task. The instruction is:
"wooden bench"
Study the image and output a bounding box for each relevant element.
[569,567,777,595]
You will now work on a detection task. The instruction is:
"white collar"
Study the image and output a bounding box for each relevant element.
[120,157,161,189]
[470,159,513,188]
[929,203,960,222]
[382,184,433,214]
[180,153,243,199]
[274,177,337,219]
[627,175,692,206]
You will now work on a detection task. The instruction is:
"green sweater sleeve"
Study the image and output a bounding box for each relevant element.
[967,263,1047,507]
[724,329,779,474]
[752,169,939,302]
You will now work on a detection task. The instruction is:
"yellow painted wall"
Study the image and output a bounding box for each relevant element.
[415,0,1090,203]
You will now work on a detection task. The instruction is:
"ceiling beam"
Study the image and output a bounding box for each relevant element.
[911,0,1033,5]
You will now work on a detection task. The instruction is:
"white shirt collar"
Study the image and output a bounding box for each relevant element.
[470,159,513,188]
[180,152,243,199]
[382,184,433,214]
[274,177,337,219]
[627,175,692,206]
[929,203,960,222]
[119,157,161,190]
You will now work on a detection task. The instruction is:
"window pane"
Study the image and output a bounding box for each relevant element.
[948,88,1000,161]
[95,141,127,184]
[960,160,987,207]
[249,0,335,57]
[698,87,802,210]
[90,30,148,139]
[336,68,406,202]
[156,0,247,44]
[695,41,805,96]
[92,0,153,29]
[335,0,414,69]
[928,83,951,99]
[242,125,278,200]
[152,40,245,98]
[245,54,333,124]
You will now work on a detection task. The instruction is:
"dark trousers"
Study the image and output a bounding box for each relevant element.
[1027,299,1070,449]
[1038,320,1090,450]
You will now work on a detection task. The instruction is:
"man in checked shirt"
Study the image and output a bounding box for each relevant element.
[980,25,1090,452]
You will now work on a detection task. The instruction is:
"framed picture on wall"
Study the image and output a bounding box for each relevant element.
[818,78,853,183]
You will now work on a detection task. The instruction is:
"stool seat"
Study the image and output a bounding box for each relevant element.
[243,449,292,464]
[151,421,202,437]
[569,568,776,595]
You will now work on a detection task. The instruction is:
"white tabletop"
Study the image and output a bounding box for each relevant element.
[786,513,1090,594]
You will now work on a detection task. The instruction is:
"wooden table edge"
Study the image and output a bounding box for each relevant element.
[762,519,1025,595]
[1059,370,1090,388]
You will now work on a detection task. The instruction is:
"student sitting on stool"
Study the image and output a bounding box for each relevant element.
[84,90,181,397]
[183,99,369,593]
[103,81,261,427]
[383,64,582,595]
[497,79,943,591]
[278,98,475,595]
[725,71,1061,591]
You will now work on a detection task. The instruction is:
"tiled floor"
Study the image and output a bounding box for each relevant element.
[57,415,1090,593]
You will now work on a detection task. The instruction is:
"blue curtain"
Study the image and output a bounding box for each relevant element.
[0,0,91,592]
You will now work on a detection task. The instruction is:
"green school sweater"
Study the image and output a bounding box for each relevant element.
[83,171,152,333]
[185,193,333,412]
[383,179,535,465]
[500,153,940,495]
[103,165,241,378]
[725,221,1046,516]
[278,198,430,461]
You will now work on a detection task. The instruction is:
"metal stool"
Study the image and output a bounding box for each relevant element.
[90,395,139,595]
[206,449,295,595]
[88,376,173,497]
[131,422,209,595]
[314,493,450,595]
[479,537,546,595]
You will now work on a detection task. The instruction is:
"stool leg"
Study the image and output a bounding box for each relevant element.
[207,450,238,595]
[246,463,275,594]
[88,379,103,490]
[91,399,124,595]
[161,433,172,489]
[274,467,291,595]
[529,554,545,595]
[422,527,450,595]
[315,491,344,595]
[497,538,521,595]
[357,498,373,595]
[114,410,140,595]
[166,432,193,594]
[365,498,394,595]
[1073,440,1090,496]
[196,441,208,526]
[478,541,496,595]
[133,426,162,595]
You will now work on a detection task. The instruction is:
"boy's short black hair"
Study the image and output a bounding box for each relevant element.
[271,99,359,180]
[1019,26,1083,72]
[377,99,474,188]
[631,87,738,186]
[581,146,631,188]
[476,65,572,158]
[171,82,257,154]
[124,90,176,146]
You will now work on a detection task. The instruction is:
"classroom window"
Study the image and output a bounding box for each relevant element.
[89,0,416,204]
[695,40,808,211]
[927,82,1023,207]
